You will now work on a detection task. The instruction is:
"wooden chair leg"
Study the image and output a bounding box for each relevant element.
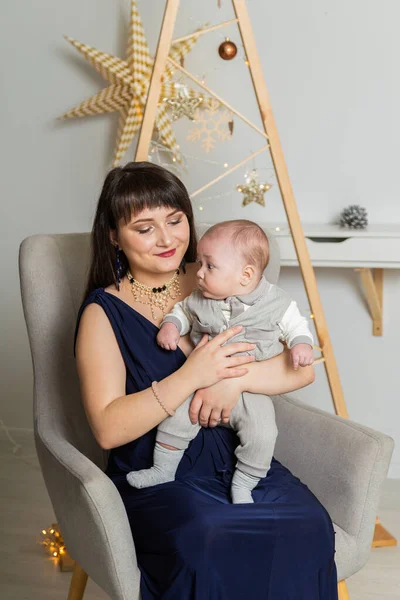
[67,562,88,600]
[338,579,350,600]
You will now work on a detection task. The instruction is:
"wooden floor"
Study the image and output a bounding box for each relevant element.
[1,431,399,599]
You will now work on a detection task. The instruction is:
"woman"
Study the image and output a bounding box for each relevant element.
[75,162,337,599]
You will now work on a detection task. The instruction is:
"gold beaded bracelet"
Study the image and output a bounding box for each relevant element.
[151,381,176,417]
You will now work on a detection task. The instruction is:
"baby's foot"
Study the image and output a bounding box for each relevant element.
[230,469,260,504]
[127,465,175,489]
[126,444,184,489]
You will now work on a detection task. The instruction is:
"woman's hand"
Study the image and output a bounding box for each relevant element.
[181,325,255,391]
[189,377,242,427]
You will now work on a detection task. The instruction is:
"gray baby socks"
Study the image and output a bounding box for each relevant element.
[231,469,260,504]
[126,443,184,489]
[126,445,261,503]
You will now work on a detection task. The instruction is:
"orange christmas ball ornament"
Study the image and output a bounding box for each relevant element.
[218,39,238,60]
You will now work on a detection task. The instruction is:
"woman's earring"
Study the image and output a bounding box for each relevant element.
[114,244,122,291]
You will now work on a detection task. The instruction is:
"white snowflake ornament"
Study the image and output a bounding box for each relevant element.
[187,99,232,152]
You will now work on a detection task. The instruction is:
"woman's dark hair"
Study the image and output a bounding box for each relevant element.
[84,161,197,299]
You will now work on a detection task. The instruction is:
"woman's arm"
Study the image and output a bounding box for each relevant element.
[189,350,315,427]
[76,304,195,449]
[239,348,315,395]
[76,306,255,449]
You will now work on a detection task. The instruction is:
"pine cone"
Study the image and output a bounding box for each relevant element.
[339,205,368,229]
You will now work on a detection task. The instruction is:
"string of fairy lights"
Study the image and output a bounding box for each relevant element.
[147,133,277,212]
[40,524,66,561]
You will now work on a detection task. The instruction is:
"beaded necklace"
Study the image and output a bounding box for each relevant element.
[126,269,181,321]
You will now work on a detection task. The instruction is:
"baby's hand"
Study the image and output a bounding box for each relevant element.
[290,343,314,370]
[157,322,181,351]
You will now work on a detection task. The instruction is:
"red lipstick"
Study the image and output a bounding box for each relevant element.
[155,248,176,258]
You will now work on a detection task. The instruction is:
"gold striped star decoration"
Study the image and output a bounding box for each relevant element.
[59,0,209,166]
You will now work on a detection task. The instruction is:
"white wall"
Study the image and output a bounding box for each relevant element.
[1,0,399,476]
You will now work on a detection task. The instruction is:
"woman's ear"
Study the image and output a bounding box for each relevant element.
[240,265,256,287]
[109,229,118,247]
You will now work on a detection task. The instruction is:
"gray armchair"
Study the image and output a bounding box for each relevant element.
[19,232,394,600]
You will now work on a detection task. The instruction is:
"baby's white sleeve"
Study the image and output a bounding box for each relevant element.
[277,301,314,349]
[161,297,193,336]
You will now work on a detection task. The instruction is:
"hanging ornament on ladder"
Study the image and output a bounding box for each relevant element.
[236,169,272,207]
[187,99,234,152]
[218,38,238,60]
[163,84,203,122]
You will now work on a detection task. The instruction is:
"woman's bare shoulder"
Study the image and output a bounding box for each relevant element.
[76,302,112,347]
[80,301,106,321]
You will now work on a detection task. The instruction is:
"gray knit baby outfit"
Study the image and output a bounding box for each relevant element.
[156,276,313,482]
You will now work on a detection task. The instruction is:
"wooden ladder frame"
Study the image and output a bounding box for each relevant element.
[136,0,351,415]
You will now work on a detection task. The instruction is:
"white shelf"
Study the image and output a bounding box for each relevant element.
[262,223,400,269]
[267,223,400,238]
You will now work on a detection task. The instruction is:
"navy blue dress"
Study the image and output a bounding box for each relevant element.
[77,288,337,600]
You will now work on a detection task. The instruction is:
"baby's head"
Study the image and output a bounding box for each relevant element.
[196,220,269,300]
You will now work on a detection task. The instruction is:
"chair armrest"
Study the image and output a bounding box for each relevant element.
[272,394,394,549]
[36,429,141,600]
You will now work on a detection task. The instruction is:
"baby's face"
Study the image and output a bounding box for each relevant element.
[196,234,243,300]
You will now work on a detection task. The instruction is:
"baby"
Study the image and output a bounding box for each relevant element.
[126,220,314,503]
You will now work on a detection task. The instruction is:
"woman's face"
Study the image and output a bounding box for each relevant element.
[114,205,190,277]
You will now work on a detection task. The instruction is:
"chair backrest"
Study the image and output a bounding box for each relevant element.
[19,228,281,471]
[19,233,108,470]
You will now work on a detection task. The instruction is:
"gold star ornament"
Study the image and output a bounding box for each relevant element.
[236,169,272,207]
[163,84,203,121]
[59,0,206,166]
